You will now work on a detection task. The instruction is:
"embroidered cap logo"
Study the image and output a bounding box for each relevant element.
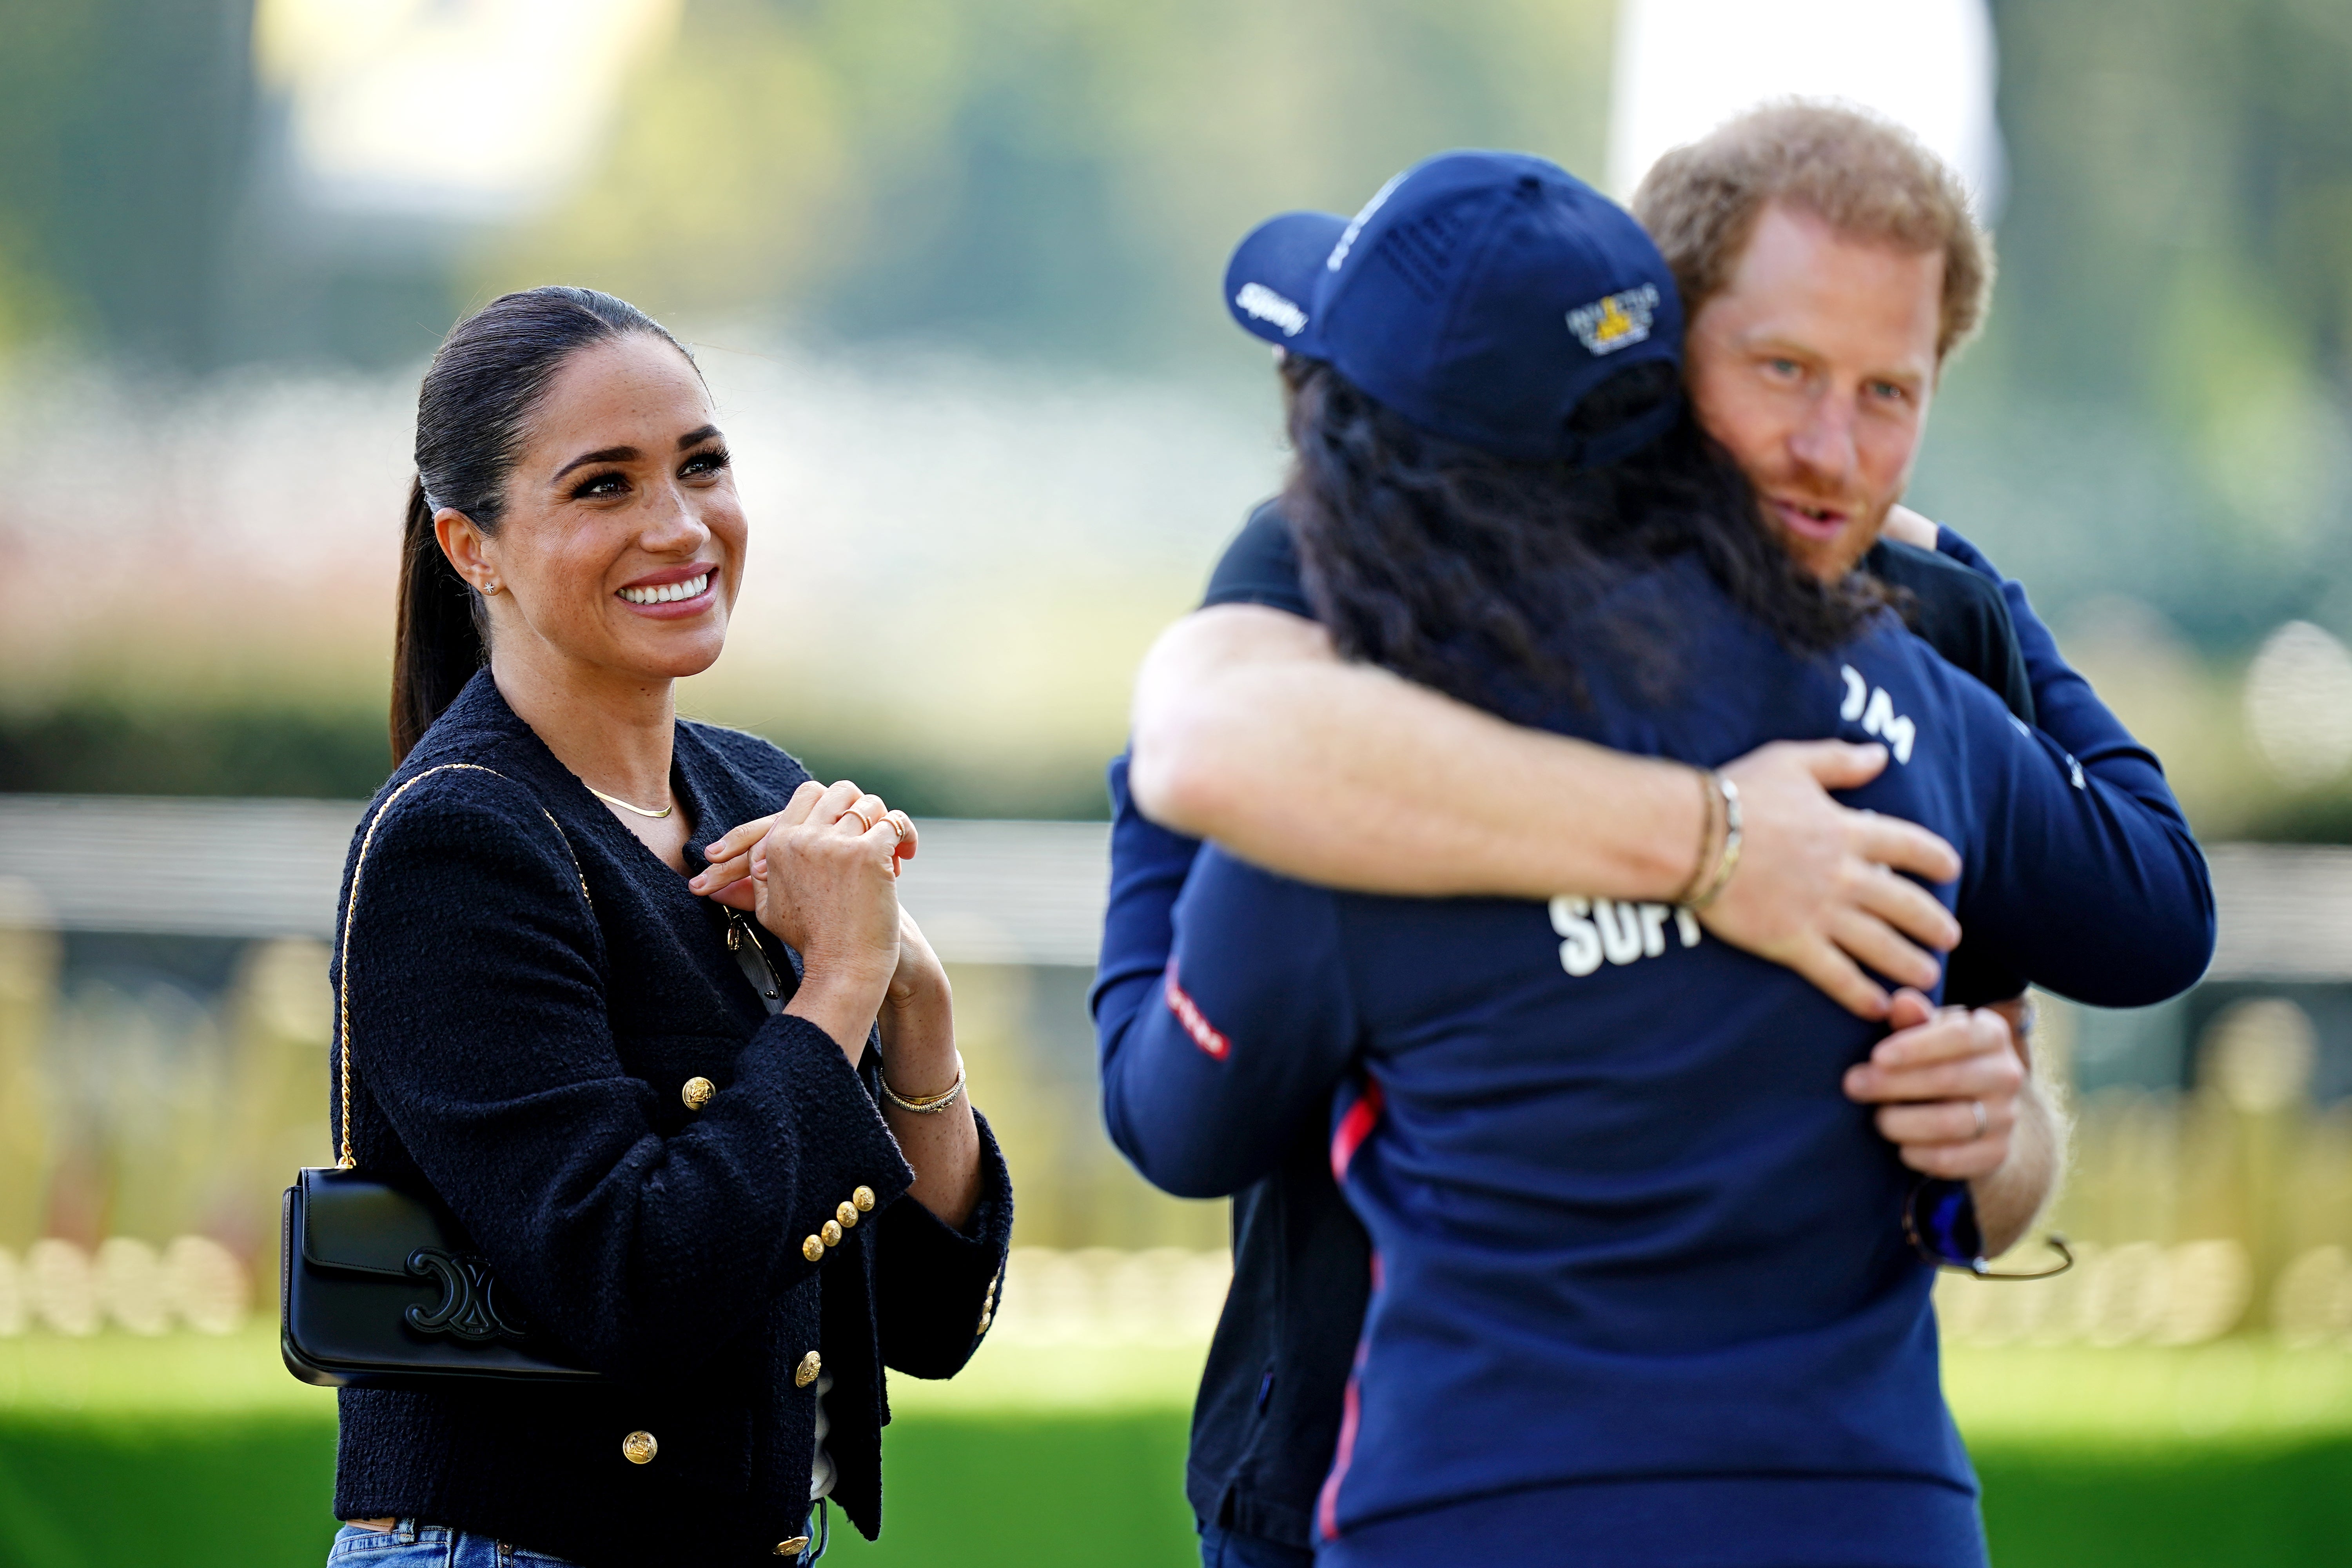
[1234,283,1309,338]
[1567,283,1661,356]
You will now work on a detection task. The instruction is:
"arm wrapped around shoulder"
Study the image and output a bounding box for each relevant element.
[339,775,913,1381]
[873,1105,1016,1378]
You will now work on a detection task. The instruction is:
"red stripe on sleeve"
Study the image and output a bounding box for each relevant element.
[1162,960,1230,1060]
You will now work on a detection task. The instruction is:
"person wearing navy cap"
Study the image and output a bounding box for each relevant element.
[1221,152,1687,467]
[1098,150,2212,1567]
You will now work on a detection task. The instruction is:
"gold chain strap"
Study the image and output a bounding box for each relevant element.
[335,763,592,1169]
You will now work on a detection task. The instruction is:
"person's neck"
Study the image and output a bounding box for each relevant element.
[491,646,677,809]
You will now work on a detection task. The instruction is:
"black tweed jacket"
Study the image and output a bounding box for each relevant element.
[327,672,1013,1565]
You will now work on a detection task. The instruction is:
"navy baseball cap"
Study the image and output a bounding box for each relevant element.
[1225,150,1684,466]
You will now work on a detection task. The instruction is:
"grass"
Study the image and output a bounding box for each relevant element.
[0,1412,338,1568]
[5,1328,2352,1566]
[1974,1437,2352,1568]
[0,1328,1208,1568]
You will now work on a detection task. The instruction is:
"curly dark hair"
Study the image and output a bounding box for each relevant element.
[1278,355,1889,719]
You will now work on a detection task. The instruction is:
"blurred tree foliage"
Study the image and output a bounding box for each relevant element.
[1910,0,2352,646]
[470,0,2352,646]
[1993,0,2352,409]
[475,0,1622,371]
[1,0,2342,440]
[0,0,252,365]
[3,0,2352,817]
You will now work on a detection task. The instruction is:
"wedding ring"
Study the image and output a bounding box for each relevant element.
[1969,1099,1988,1139]
[840,801,879,832]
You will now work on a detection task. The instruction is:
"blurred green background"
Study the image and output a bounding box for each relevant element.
[0,0,2348,828]
[3,0,2352,1564]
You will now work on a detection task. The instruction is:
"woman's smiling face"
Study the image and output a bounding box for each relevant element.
[437,331,746,685]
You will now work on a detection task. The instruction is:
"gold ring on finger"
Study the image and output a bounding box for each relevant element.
[884,810,911,842]
[842,802,879,832]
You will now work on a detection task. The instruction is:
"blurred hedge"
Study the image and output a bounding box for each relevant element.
[0,705,393,800]
[0,704,1110,820]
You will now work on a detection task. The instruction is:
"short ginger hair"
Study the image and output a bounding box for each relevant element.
[1632,100,1994,362]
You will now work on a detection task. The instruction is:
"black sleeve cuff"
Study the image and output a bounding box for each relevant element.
[872,1107,1015,1379]
[723,1013,917,1271]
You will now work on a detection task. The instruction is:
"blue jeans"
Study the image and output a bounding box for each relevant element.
[328,1510,828,1566]
[326,1521,582,1566]
[1201,1523,1318,1568]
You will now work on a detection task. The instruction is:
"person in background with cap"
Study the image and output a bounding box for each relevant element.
[1097,144,2212,1567]
[1097,104,2209,1568]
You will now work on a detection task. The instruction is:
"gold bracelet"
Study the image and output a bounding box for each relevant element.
[1673,768,1724,906]
[1686,775,1744,910]
[880,1052,966,1116]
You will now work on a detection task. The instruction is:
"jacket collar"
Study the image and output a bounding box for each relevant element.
[406,669,775,871]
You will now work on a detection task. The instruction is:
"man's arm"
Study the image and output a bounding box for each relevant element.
[1974,1079,2065,1258]
[1131,604,1964,1020]
[1895,508,2196,869]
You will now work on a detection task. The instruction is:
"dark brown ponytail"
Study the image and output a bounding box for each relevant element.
[390,475,489,762]
[389,285,694,762]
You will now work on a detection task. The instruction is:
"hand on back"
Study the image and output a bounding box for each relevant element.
[1701,740,1962,1020]
[1877,504,1940,550]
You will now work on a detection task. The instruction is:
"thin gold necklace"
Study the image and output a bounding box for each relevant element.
[585,782,673,820]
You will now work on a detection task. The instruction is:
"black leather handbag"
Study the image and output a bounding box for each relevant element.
[281,763,604,1388]
[281,1163,598,1386]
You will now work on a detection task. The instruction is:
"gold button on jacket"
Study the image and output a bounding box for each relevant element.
[621,1430,657,1465]
[680,1076,715,1111]
[851,1185,875,1212]
[835,1200,858,1229]
[800,1234,825,1263]
[820,1219,842,1247]
[976,1269,1001,1334]
[795,1349,822,1388]
[773,1537,811,1557]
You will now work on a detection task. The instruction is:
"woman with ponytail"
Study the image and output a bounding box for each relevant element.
[327,287,1011,1567]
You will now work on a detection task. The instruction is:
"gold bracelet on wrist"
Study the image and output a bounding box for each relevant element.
[880,1051,966,1116]
[1685,774,1744,911]
[1674,767,1725,906]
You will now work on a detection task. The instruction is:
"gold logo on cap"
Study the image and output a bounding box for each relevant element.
[1567,283,1661,356]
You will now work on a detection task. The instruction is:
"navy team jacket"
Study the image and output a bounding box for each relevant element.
[328,672,1013,1567]
[1098,548,2212,1568]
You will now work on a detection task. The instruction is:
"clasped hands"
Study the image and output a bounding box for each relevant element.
[686,779,951,1071]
